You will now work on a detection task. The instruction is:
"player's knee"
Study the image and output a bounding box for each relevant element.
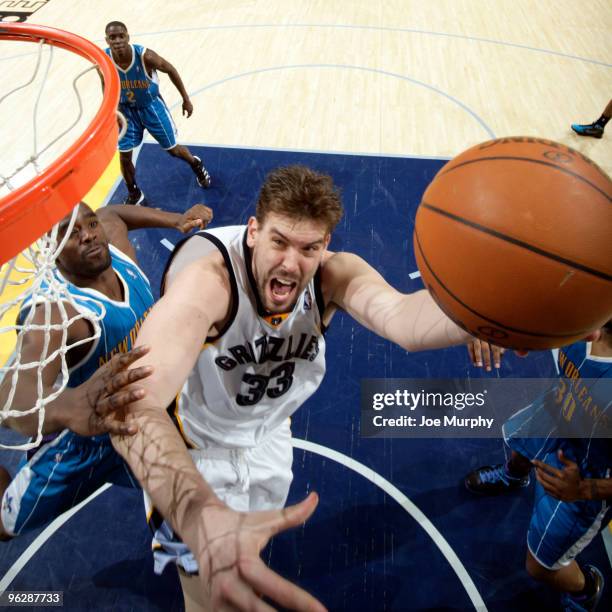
[525,551,548,581]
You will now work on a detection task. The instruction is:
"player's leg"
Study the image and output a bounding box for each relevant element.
[0,465,12,540]
[246,419,294,511]
[0,431,93,536]
[119,151,145,205]
[167,145,211,189]
[178,569,207,612]
[525,459,609,611]
[118,105,146,204]
[143,99,211,189]
[146,446,251,611]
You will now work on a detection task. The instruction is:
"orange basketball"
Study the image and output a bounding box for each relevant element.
[414,137,612,350]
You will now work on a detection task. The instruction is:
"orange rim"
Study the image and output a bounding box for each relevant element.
[0,23,119,265]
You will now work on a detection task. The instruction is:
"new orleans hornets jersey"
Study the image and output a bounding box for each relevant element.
[20,245,154,387]
[105,44,160,108]
[504,340,612,477]
[168,226,327,448]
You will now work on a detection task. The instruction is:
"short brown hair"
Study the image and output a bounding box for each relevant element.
[256,165,343,233]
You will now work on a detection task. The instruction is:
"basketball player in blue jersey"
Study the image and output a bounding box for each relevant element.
[104,21,211,205]
[465,325,612,612]
[0,201,213,538]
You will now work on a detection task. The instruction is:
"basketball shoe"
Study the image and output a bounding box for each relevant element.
[124,188,145,206]
[571,123,604,138]
[560,565,604,612]
[465,463,530,495]
[192,156,211,188]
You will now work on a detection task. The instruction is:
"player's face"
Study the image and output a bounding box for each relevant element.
[247,213,330,314]
[56,204,112,280]
[105,26,129,55]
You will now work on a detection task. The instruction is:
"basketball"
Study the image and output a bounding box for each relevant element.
[414,137,612,350]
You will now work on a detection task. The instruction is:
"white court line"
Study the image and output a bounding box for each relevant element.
[160,238,175,251]
[0,437,502,609]
[1,440,488,609]
[292,437,488,612]
[0,483,111,592]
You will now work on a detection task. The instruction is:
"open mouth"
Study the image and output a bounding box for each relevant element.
[269,277,297,303]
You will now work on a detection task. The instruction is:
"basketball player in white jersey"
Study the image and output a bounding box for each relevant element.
[99,164,485,611]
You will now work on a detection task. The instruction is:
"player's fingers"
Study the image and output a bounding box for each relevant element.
[535,466,562,488]
[184,219,203,231]
[266,492,319,537]
[216,570,276,612]
[105,365,153,394]
[534,470,555,494]
[239,558,327,612]
[110,345,150,373]
[101,415,138,436]
[481,342,492,371]
[532,460,562,478]
[471,341,482,367]
[557,449,575,466]
[493,346,504,369]
[96,387,146,417]
[466,342,476,366]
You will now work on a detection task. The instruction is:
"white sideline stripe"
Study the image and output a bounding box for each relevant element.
[160,238,175,252]
[408,270,421,280]
[292,437,488,612]
[0,483,111,592]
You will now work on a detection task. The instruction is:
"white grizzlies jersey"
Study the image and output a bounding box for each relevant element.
[167,226,327,448]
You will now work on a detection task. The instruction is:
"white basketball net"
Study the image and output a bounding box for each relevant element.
[0,35,110,450]
[0,215,104,450]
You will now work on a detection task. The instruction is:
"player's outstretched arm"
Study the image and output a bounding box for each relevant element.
[0,304,151,438]
[109,257,325,610]
[144,49,193,117]
[97,203,213,256]
[322,251,470,351]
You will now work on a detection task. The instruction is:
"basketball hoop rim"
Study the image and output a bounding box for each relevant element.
[0,23,120,265]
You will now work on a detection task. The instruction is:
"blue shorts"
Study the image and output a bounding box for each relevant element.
[118,97,177,152]
[1,430,139,536]
[503,412,612,569]
[526,450,612,569]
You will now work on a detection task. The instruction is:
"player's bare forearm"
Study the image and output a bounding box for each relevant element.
[111,404,222,545]
[109,268,230,544]
[99,205,185,231]
[163,65,190,102]
[0,377,65,436]
[324,252,470,351]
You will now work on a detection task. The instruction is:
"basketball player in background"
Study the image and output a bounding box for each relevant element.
[465,325,612,612]
[104,21,212,205]
[572,99,611,139]
[0,201,212,538]
[98,164,491,611]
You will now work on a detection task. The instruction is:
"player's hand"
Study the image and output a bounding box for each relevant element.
[467,338,505,370]
[68,346,153,437]
[176,204,213,233]
[532,450,583,502]
[183,98,194,118]
[194,492,326,611]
